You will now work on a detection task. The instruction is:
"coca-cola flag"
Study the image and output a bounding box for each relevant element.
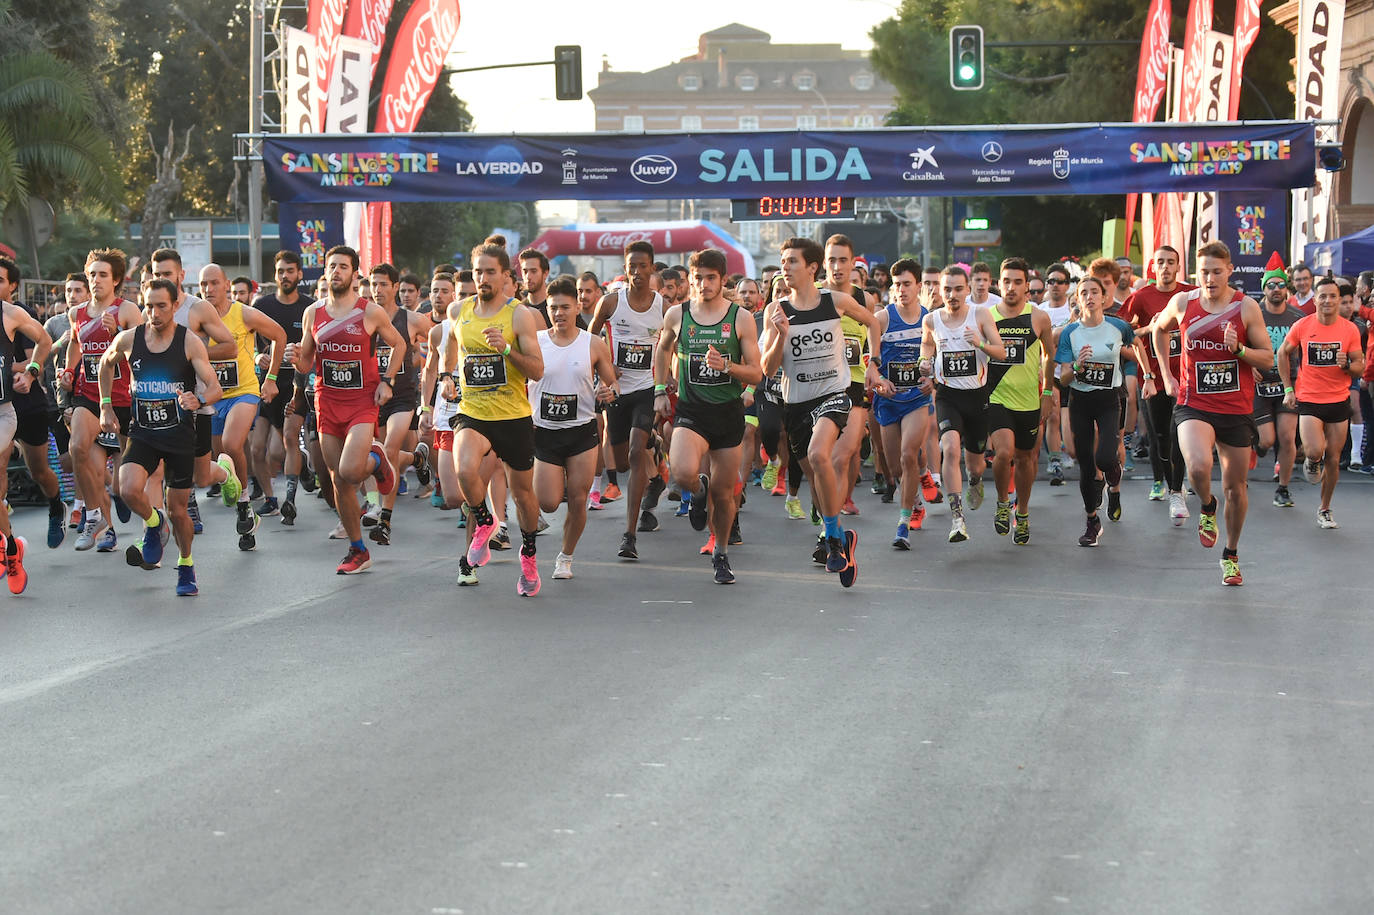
[342,0,396,83]
[1229,0,1263,119]
[1124,0,1173,253]
[307,0,349,129]
[375,0,462,134]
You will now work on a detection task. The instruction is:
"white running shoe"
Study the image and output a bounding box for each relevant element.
[361,505,382,528]
[1317,509,1339,529]
[328,519,348,539]
[1169,492,1189,527]
[553,552,574,579]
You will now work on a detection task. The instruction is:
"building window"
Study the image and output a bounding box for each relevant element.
[736,71,758,91]
[738,115,760,131]
[681,115,702,131]
[795,72,814,91]
[623,115,644,132]
[796,115,818,129]
[853,71,875,91]
[682,74,700,92]
[853,114,875,128]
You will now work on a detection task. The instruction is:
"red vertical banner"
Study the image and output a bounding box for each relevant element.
[1229,0,1262,120]
[307,0,349,129]
[1124,0,1174,253]
[341,0,396,83]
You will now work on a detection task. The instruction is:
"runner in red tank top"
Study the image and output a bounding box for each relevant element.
[286,245,408,576]
[1152,241,1273,586]
[57,249,143,554]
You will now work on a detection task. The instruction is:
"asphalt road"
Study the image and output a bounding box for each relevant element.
[2,461,1372,914]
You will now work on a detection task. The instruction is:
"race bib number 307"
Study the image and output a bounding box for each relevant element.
[616,342,652,371]
[1195,359,1239,394]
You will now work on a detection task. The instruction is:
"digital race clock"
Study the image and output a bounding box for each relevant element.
[730,196,855,222]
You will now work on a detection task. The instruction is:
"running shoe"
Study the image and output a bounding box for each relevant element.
[96,526,117,552]
[920,471,939,503]
[299,467,317,492]
[258,497,280,517]
[238,531,257,552]
[638,509,660,532]
[617,532,638,560]
[517,554,541,596]
[712,553,735,585]
[811,503,821,526]
[748,467,763,487]
[642,475,666,511]
[784,496,804,520]
[838,529,858,589]
[812,534,828,565]
[893,521,910,550]
[188,492,204,533]
[328,519,348,540]
[361,505,382,528]
[369,519,391,545]
[911,504,926,530]
[74,513,106,551]
[430,488,445,509]
[1107,490,1122,523]
[688,474,709,531]
[1048,458,1065,487]
[490,527,511,550]
[1273,486,1294,508]
[700,534,715,556]
[397,478,408,496]
[948,512,968,543]
[336,546,371,574]
[175,564,198,596]
[70,505,83,529]
[369,442,396,495]
[1123,451,1135,473]
[5,536,27,594]
[1220,556,1243,586]
[870,473,887,495]
[994,500,1011,536]
[770,475,788,497]
[675,493,692,517]
[247,477,264,502]
[1013,512,1030,546]
[48,503,69,549]
[1169,492,1189,527]
[667,482,682,502]
[841,497,860,516]
[1198,508,1219,548]
[1078,514,1102,547]
[126,542,147,568]
[207,482,222,501]
[553,552,574,580]
[728,517,743,545]
[602,482,622,502]
[113,494,131,524]
[280,497,297,525]
[880,481,895,503]
[142,510,166,568]
[467,517,496,567]
[824,536,846,573]
[412,442,432,486]
[235,501,258,535]
[1303,459,1324,485]
[216,455,241,505]
[457,558,479,586]
[1317,509,1339,530]
[588,490,603,511]
[1148,481,1166,501]
[761,462,779,492]
[536,514,550,534]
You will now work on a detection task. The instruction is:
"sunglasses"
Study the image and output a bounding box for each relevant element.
[1264,281,1287,290]
[1046,279,1069,286]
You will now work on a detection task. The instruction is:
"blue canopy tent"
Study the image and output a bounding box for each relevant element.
[1306,223,1374,275]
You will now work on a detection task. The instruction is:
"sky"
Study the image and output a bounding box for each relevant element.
[444,0,898,135]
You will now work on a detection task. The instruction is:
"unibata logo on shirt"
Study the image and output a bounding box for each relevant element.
[1190,337,1235,352]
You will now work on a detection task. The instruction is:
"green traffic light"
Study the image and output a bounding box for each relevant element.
[959,63,976,82]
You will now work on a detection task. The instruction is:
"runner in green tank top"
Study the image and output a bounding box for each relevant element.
[653,249,763,584]
[985,258,1056,544]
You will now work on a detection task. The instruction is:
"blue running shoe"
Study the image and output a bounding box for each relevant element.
[175,565,198,596]
[48,503,69,549]
[675,492,691,517]
[113,494,131,524]
[141,510,166,567]
[96,526,117,552]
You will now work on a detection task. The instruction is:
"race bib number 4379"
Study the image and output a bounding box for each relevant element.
[1195,359,1239,394]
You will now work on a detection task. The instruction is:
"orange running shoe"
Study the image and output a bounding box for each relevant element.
[603,482,622,502]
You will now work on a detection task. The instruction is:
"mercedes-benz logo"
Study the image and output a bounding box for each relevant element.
[981,141,1003,163]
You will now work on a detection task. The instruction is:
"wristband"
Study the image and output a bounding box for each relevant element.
[100,396,112,405]
[265,373,277,382]
[743,385,755,396]
[1041,388,1053,397]
[977,340,986,351]
[1284,385,1294,395]
[502,343,512,357]
[438,372,452,383]
[420,404,433,413]
[26,361,41,376]
[1235,344,1245,357]
[654,384,668,395]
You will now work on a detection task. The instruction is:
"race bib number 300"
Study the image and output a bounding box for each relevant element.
[687,352,730,386]
[1195,359,1239,394]
[616,342,652,371]
[539,391,578,423]
[83,353,121,383]
[136,397,178,430]
[463,352,507,388]
[941,349,976,378]
[322,359,363,390]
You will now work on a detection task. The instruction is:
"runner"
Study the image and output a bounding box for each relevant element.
[285,245,407,575]
[199,263,286,551]
[968,262,1002,308]
[1037,263,1077,485]
[588,241,664,560]
[0,258,53,592]
[760,237,885,586]
[1055,276,1136,546]
[870,258,933,549]
[60,248,143,553]
[440,243,545,595]
[1276,274,1365,528]
[822,234,879,518]
[98,279,222,595]
[919,266,1006,543]
[653,248,764,584]
[986,257,1054,544]
[530,278,619,580]
[248,250,311,524]
[1153,241,1273,586]
[1251,255,1304,507]
[1120,245,1195,522]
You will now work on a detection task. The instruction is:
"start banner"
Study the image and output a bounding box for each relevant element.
[262,122,1317,204]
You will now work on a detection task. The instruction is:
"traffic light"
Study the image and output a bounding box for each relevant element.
[949,26,984,91]
[554,45,582,100]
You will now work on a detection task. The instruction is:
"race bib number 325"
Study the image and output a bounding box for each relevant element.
[463,352,507,388]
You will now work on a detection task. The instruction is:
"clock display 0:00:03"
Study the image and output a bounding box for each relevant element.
[758,196,847,217]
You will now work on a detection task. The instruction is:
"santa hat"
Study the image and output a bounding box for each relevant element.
[1261,251,1288,287]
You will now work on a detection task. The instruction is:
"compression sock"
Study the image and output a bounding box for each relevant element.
[521,529,537,557]
[351,538,366,552]
[471,501,494,527]
[177,554,193,567]
[606,470,618,486]
[145,510,161,527]
[822,514,842,539]
[900,508,913,523]
[286,474,298,500]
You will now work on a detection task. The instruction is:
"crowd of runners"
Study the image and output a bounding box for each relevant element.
[3,233,1370,596]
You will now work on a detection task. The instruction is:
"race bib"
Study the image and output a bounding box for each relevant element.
[322,359,363,390]
[376,345,393,375]
[1195,359,1239,394]
[96,430,120,450]
[1077,360,1114,388]
[941,349,976,378]
[136,397,179,430]
[1168,331,1182,358]
[843,336,862,367]
[687,351,730,386]
[616,341,652,371]
[1307,341,1340,367]
[83,353,121,383]
[886,360,921,389]
[539,391,578,422]
[463,352,507,388]
[1256,378,1285,398]
[997,336,1027,365]
[212,361,239,390]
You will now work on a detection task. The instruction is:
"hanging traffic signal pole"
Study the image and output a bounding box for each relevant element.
[949,27,1139,91]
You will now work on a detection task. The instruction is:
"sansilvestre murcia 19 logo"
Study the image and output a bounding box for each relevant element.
[280,151,440,188]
